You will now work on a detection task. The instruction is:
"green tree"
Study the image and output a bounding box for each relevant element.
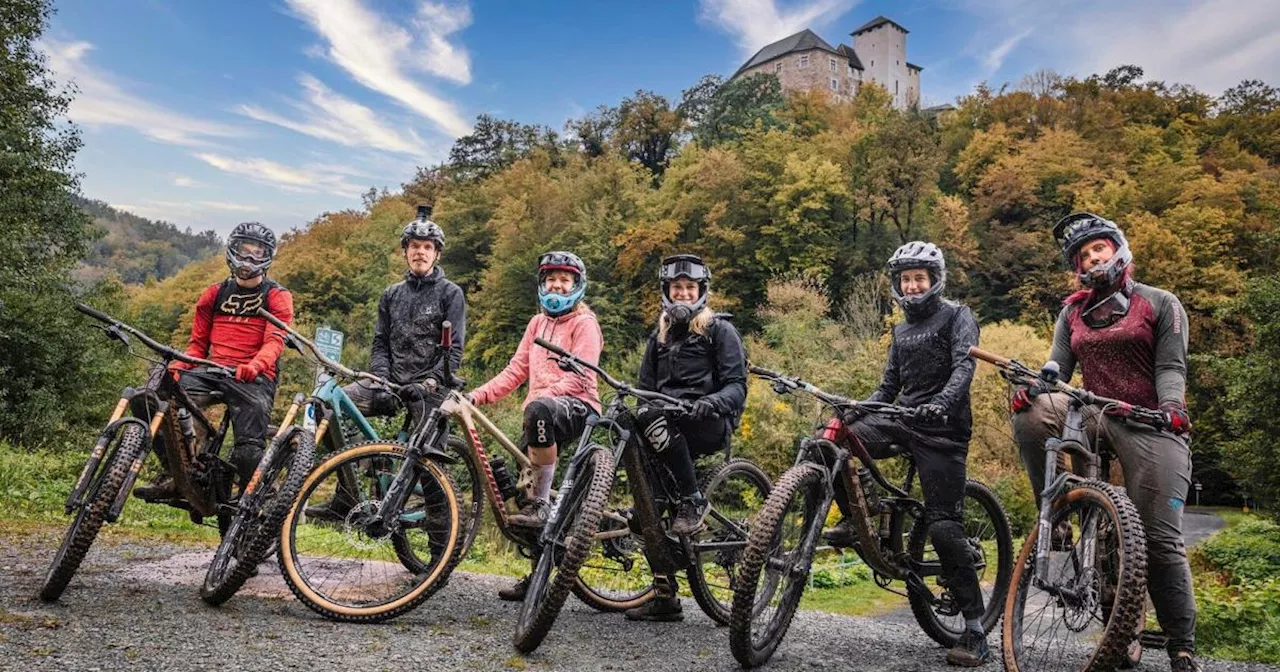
[447,114,562,181]
[0,0,127,445]
[1218,276,1280,516]
[692,73,785,146]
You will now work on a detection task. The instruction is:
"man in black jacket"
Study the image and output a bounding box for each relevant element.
[307,205,466,520]
[822,242,989,667]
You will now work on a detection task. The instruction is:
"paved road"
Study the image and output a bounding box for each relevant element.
[0,519,1272,672]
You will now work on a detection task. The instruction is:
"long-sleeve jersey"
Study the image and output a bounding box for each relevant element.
[469,306,604,413]
[1048,282,1189,410]
[185,278,294,380]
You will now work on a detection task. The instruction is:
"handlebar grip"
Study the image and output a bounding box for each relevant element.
[967,346,1009,366]
[75,302,118,325]
[748,364,783,379]
[441,321,452,349]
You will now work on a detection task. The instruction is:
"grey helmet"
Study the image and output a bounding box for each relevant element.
[401,204,445,251]
[1052,212,1132,290]
[225,222,277,280]
[887,241,946,320]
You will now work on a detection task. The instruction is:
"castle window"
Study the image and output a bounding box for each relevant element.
[799,54,809,68]
[830,78,839,92]
[775,61,783,74]
[829,57,837,73]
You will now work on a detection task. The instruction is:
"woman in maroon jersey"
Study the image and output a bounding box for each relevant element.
[1011,212,1199,672]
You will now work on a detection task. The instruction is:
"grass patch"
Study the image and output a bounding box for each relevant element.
[1192,513,1280,664]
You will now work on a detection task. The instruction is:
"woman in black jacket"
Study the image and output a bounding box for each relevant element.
[625,254,747,623]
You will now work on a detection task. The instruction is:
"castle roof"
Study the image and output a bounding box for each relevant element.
[734,29,867,77]
[852,15,910,35]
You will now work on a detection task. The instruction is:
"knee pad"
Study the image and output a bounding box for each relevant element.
[524,399,556,448]
[642,413,673,453]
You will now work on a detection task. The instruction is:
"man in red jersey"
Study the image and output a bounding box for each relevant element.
[135,222,294,499]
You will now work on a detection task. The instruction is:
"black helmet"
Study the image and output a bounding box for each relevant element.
[887,241,946,320]
[659,254,710,324]
[401,204,445,251]
[1052,212,1132,290]
[226,222,277,280]
[537,251,587,316]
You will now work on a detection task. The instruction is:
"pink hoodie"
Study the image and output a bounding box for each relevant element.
[470,307,603,413]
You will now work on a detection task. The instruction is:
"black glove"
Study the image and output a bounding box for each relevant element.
[687,399,717,421]
[916,403,946,423]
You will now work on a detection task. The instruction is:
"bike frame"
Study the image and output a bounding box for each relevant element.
[1031,398,1104,592]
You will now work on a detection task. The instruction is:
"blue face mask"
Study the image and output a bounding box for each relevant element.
[539,283,584,316]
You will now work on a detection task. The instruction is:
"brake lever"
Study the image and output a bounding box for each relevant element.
[771,380,791,395]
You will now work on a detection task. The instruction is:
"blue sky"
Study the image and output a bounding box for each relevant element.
[43,0,1280,238]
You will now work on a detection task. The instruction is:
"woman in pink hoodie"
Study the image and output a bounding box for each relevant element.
[467,251,603,598]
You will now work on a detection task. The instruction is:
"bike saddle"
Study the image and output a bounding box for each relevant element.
[887,443,913,458]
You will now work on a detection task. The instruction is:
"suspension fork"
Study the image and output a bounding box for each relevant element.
[106,408,166,522]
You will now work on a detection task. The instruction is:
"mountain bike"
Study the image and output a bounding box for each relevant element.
[968,346,1154,672]
[261,312,465,623]
[40,303,312,606]
[730,365,1013,668]
[512,338,772,652]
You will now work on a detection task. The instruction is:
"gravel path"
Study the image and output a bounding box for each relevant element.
[1,524,1274,672]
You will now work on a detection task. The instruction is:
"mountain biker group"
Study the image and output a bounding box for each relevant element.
[140,204,1201,670]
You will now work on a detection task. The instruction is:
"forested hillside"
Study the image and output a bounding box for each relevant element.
[74,196,221,284]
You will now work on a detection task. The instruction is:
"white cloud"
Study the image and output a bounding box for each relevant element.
[982,28,1032,75]
[173,176,203,188]
[42,40,242,147]
[237,74,435,156]
[412,2,474,83]
[699,0,858,54]
[1063,0,1280,95]
[284,0,473,137]
[954,0,1280,96]
[193,153,367,198]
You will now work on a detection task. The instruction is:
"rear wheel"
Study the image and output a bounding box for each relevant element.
[201,428,315,605]
[729,464,825,668]
[39,424,147,602]
[688,458,771,626]
[513,446,614,653]
[1002,480,1147,672]
[277,441,460,623]
[906,479,1013,647]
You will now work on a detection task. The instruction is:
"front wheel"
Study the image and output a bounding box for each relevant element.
[201,427,315,605]
[277,441,461,623]
[729,463,825,668]
[38,423,147,602]
[906,479,1013,647]
[1002,479,1148,672]
[513,445,614,654]
[688,458,772,626]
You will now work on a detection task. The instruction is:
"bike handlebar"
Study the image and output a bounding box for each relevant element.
[256,308,400,392]
[748,364,931,422]
[76,302,231,373]
[966,346,1168,429]
[533,337,687,409]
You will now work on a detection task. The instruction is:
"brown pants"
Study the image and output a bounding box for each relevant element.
[1011,392,1196,655]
